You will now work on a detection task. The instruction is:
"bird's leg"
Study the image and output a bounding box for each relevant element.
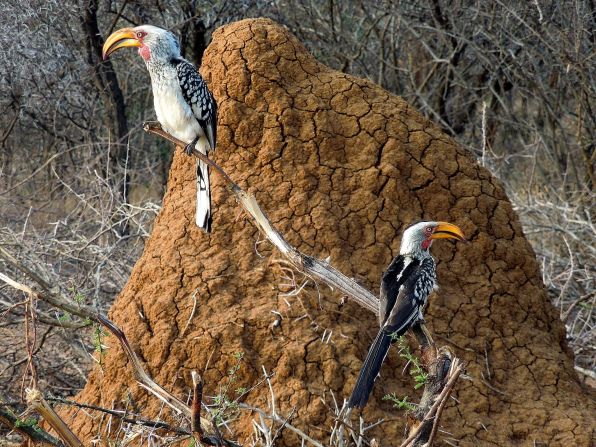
[184,136,200,156]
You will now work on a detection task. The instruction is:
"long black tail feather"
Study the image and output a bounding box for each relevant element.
[195,158,212,232]
[347,330,392,409]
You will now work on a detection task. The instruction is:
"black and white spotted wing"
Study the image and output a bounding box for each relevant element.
[379,255,412,325]
[176,59,217,150]
[379,255,436,335]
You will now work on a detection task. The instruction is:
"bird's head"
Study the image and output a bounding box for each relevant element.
[102,25,180,63]
[399,221,467,256]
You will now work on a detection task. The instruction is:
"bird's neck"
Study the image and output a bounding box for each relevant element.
[399,248,432,261]
[399,235,433,258]
[145,52,183,71]
[146,58,178,84]
[146,57,169,71]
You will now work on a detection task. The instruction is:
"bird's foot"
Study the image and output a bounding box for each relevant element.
[184,137,199,156]
[184,142,195,156]
[142,121,162,131]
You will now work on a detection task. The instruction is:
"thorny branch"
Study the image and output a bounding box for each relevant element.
[240,368,324,447]
[45,397,191,435]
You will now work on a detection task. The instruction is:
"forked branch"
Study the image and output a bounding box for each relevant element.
[144,124,465,446]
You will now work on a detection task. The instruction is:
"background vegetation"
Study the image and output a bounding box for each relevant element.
[0,0,593,441]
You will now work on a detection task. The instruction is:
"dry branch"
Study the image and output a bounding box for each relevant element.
[191,371,204,443]
[144,123,464,446]
[143,121,378,313]
[398,327,465,447]
[26,388,83,447]
[45,397,191,435]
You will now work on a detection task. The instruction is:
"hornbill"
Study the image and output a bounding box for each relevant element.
[103,25,217,232]
[347,221,466,409]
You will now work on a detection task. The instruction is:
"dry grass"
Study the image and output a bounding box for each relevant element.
[512,187,594,373]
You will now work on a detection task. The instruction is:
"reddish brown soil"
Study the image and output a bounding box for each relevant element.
[63,18,594,446]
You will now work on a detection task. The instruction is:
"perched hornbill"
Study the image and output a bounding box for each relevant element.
[348,221,467,409]
[103,25,217,232]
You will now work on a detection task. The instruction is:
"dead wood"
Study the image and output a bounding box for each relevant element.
[26,388,83,447]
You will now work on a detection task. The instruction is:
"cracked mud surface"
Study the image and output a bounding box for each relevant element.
[65,19,595,446]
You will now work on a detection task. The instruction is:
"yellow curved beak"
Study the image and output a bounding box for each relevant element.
[430,222,467,243]
[102,28,140,60]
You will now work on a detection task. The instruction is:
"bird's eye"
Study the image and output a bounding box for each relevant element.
[136,31,144,39]
[426,227,433,234]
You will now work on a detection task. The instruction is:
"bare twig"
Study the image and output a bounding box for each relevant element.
[0,148,75,196]
[181,289,200,336]
[240,403,324,447]
[191,371,204,443]
[424,359,464,446]
[44,397,190,435]
[96,315,194,418]
[574,365,596,381]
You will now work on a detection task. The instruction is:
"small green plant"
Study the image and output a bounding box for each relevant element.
[383,393,416,411]
[235,386,247,396]
[211,351,245,425]
[383,336,427,411]
[93,325,109,366]
[57,312,93,327]
[68,285,86,304]
[57,312,71,323]
[396,336,427,389]
[14,416,41,431]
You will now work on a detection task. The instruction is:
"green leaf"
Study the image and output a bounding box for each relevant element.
[15,417,38,428]
[382,393,416,411]
[235,387,247,395]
